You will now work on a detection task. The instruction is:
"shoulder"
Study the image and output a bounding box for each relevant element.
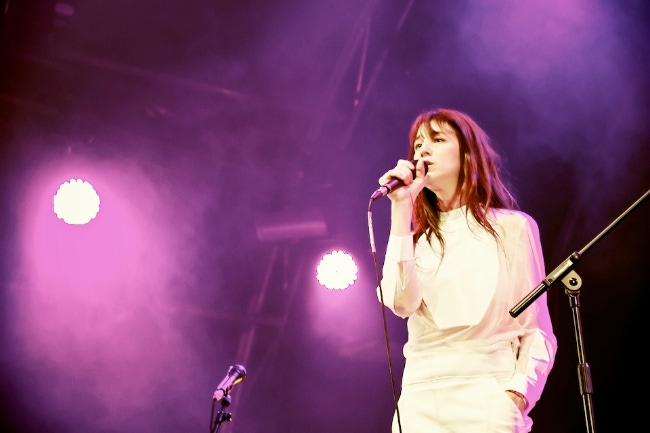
[490,208,540,235]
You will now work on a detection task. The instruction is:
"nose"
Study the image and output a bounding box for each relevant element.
[418,140,432,157]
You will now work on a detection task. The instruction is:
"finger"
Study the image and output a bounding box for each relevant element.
[414,160,427,179]
[378,169,399,185]
[378,160,416,185]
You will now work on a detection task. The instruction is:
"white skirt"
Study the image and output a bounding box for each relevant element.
[393,340,532,433]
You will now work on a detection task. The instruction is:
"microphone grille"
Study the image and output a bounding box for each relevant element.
[231,364,247,377]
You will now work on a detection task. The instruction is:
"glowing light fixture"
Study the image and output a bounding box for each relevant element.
[53,178,101,225]
[316,250,358,290]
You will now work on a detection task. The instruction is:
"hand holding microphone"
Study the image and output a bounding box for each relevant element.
[371,159,428,201]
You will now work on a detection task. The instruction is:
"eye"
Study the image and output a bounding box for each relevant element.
[414,142,423,149]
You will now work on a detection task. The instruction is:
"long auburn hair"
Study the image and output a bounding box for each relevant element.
[407,108,517,249]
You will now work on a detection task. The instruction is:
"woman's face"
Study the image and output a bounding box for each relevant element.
[413,120,462,201]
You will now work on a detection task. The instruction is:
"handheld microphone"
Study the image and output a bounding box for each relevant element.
[370,160,428,201]
[213,364,247,401]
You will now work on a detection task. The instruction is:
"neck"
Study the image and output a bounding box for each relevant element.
[437,193,463,212]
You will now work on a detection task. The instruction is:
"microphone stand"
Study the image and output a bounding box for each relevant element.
[210,394,233,433]
[510,188,649,433]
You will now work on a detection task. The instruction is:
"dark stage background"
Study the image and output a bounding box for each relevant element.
[1,1,649,432]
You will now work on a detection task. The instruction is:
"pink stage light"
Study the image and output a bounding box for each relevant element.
[316,250,358,290]
[53,178,101,224]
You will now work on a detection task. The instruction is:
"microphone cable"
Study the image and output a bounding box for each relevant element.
[367,196,403,433]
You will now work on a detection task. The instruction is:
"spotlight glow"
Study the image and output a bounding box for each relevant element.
[316,250,358,290]
[53,178,101,224]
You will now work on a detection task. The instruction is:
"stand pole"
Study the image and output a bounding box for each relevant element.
[210,394,232,433]
[562,271,596,433]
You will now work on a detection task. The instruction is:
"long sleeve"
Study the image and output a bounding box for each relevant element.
[504,213,557,414]
[377,234,421,318]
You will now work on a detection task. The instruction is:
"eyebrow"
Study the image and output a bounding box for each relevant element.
[415,123,447,141]
[418,130,444,140]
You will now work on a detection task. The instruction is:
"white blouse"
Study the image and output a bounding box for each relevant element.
[379,206,557,411]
